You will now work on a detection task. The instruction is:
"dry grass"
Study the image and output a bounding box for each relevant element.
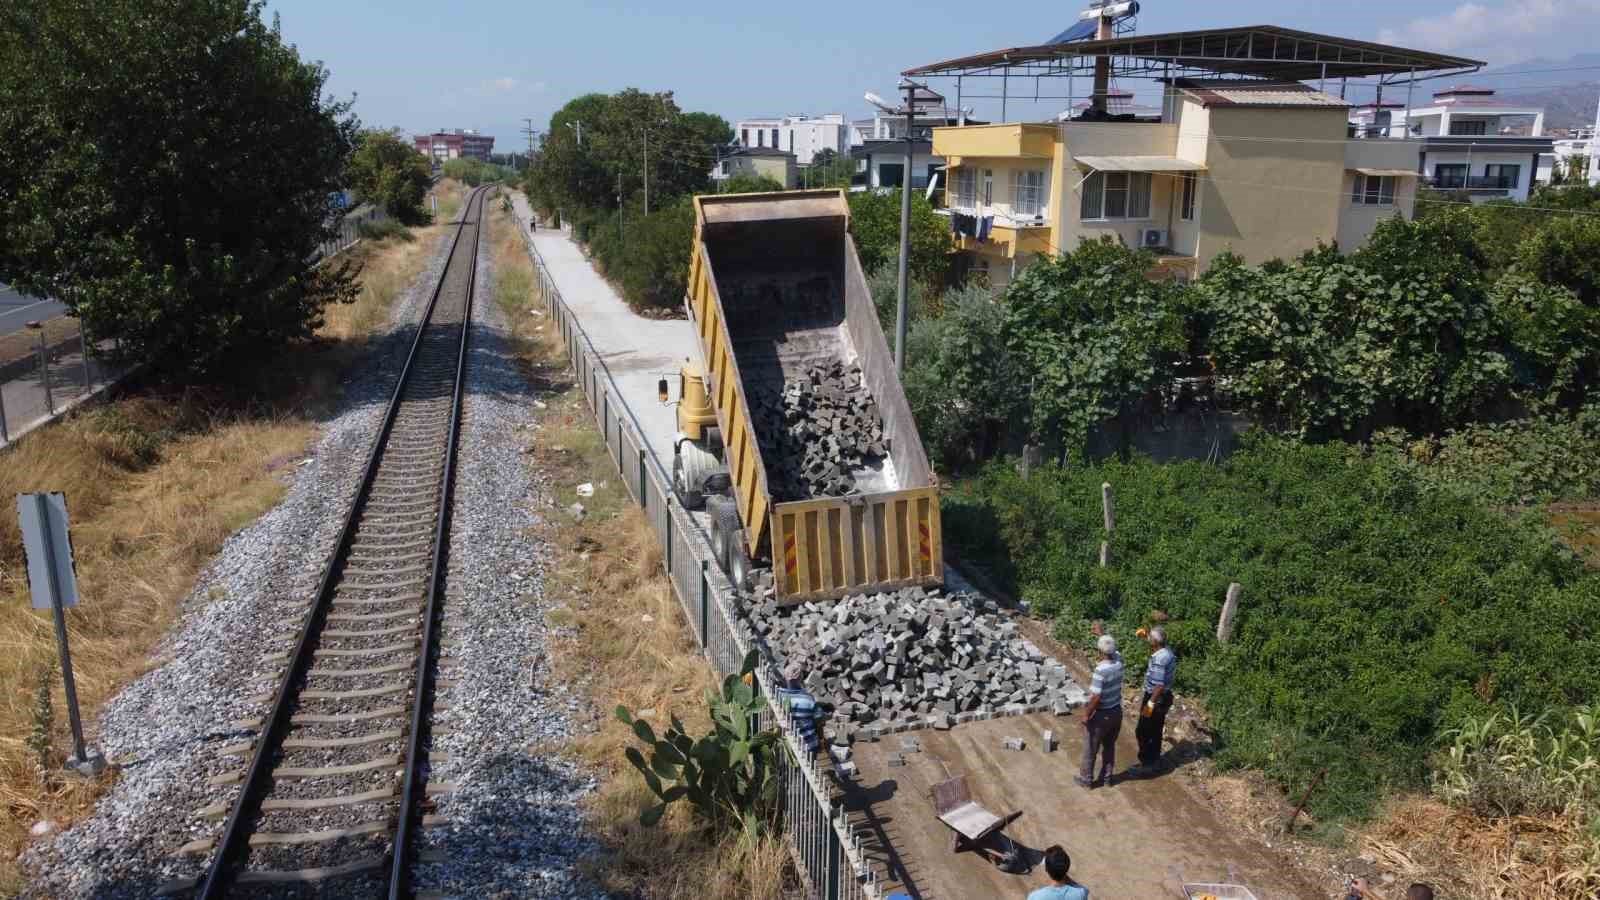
[432,178,467,225]
[1360,797,1600,900]
[0,216,442,893]
[487,201,795,899]
[0,317,82,370]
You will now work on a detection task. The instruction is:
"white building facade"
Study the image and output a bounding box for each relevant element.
[1351,85,1552,203]
[734,114,846,165]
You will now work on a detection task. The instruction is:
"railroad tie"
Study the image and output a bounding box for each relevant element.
[282,727,403,749]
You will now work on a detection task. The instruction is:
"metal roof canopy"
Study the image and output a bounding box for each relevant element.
[1076,155,1206,172]
[902,25,1484,86]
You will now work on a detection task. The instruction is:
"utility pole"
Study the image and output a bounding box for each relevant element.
[896,81,915,373]
[643,128,650,216]
[522,118,536,172]
[568,120,583,147]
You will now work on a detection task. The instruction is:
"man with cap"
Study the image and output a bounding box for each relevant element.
[775,659,819,753]
[1076,634,1124,788]
[1129,626,1176,776]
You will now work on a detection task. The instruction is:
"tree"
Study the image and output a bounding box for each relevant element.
[720,172,786,194]
[1004,238,1188,456]
[1515,214,1600,308]
[846,189,952,286]
[347,129,433,224]
[0,0,358,370]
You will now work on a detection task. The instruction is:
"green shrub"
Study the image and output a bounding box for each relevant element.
[904,283,1023,469]
[1368,408,1600,506]
[356,217,410,242]
[616,650,781,837]
[945,436,1600,820]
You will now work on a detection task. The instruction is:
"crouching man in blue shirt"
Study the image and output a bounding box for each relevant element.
[1027,845,1088,900]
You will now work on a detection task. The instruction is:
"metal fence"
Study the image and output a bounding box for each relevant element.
[316,204,391,262]
[516,218,884,900]
[0,319,125,449]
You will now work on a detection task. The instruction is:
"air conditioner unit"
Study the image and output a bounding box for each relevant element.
[1140,228,1168,249]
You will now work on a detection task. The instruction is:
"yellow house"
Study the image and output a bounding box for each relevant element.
[934,79,1424,291]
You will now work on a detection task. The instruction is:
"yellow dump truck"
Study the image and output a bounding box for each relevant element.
[659,189,943,604]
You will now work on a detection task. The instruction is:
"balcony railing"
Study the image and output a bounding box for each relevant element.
[1422,174,1518,192]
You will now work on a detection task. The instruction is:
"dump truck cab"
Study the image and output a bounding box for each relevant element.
[674,360,718,444]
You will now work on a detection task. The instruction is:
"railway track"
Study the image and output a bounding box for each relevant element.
[170,184,491,898]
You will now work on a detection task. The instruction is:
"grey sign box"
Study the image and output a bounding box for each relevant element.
[18,492,79,610]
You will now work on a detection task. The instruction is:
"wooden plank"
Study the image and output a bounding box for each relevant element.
[425,781,457,797]
[314,640,417,658]
[234,854,386,884]
[326,609,418,624]
[276,754,402,779]
[309,661,410,678]
[259,786,396,811]
[206,771,243,787]
[793,510,815,596]
[293,704,405,724]
[320,623,418,639]
[220,740,254,757]
[247,819,391,846]
[299,681,408,700]
[884,498,902,582]
[283,728,402,750]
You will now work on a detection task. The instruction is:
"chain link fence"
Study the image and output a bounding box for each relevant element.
[0,317,125,448]
[517,219,886,900]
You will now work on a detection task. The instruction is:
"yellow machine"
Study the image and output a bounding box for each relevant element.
[659,189,943,603]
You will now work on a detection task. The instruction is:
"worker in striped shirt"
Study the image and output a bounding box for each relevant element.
[1129,627,1176,776]
[1075,635,1124,788]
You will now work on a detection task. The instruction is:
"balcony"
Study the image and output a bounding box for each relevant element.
[932,123,1057,161]
[940,208,1053,259]
[1421,174,1518,194]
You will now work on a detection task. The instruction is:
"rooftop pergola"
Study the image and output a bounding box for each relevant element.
[901,25,1485,117]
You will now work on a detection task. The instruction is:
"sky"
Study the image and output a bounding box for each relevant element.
[263,0,1600,149]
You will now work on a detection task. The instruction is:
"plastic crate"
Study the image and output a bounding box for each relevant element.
[1183,884,1259,900]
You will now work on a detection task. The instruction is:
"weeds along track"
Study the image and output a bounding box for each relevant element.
[168,186,490,899]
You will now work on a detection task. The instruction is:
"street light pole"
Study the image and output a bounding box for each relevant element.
[896,83,914,373]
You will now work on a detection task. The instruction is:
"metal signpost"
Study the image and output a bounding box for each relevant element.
[17,492,106,776]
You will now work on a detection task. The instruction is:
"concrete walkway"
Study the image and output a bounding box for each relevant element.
[511,193,694,468]
[0,339,126,447]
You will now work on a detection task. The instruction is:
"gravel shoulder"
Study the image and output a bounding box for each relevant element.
[20,230,455,898]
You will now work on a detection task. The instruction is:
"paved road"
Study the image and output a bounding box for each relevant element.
[0,282,68,337]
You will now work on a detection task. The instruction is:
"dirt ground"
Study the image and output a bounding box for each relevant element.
[841,710,1324,900]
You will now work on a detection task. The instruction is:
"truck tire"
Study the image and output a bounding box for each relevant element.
[673,440,722,511]
[672,453,703,510]
[707,496,749,592]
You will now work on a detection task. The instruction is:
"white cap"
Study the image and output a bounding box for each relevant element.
[1096,635,1118,655]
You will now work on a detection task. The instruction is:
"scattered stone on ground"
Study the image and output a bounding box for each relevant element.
[746,586,1089,736]
[750,360,887,501]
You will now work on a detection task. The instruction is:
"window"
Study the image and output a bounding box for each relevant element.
[756,130,764,148]
[1011,169,1047,217]
[1484,163,1520,188]
[771,128,779,148]
[741,128,748,147]
[1080,171,1152,220]
[981,169,994,205]
[1180,172,1197,221]
[1433,164,1467,188]
[879,162,904,188]
[1449,119,1488,136]
[1351,174,1396,206]
[952,167,976,207]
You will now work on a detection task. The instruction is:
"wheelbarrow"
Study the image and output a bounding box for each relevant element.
[930,774,1027,873]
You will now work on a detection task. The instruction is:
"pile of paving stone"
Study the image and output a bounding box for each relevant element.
[751,361,888,501]
[749,587,1085,732]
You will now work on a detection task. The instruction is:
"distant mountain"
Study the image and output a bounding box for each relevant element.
[1478,53,1600,130]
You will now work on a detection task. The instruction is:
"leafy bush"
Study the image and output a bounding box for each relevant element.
[441,157,510,187]
[582,201,694,313]
[356,217,411,242]
[1004,238,1189,455]
[847,189,952,287]
[903,283,1024,469]
[347,130,434,225]
[1368,408,1600,507]
[945,437,1600,820]
[719,173,786,194]
[1515,215,1600,308]
[616,650,780,837]
[1434,704,1600,821]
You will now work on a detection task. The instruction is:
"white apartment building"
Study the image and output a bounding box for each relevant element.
[734,114,846,165]
[1350,85,1553,202]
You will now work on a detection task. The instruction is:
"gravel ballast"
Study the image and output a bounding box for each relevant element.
[23,214,603,898]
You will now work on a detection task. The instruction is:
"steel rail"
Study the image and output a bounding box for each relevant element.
[388,183,482,899]
[196,184,491,898]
